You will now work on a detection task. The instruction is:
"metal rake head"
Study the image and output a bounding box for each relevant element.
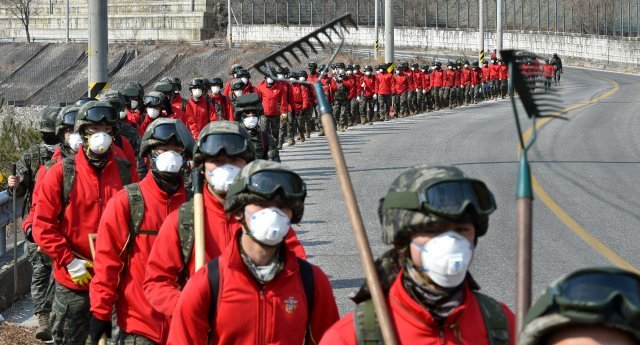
[251,14,358,80]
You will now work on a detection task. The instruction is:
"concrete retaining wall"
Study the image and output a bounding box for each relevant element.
[233,25,640,66]
[0,244,32,312]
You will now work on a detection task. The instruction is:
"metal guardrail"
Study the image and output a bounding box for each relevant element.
[0,190,25,256]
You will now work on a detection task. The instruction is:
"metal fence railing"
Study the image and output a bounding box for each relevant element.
[0,190,25,257]
[230,0,640,37]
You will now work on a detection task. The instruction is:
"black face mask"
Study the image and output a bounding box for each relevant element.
[42,132,59,145]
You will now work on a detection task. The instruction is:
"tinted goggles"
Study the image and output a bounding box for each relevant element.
[229,170,306,200]
[85,107,118,124]
[152,124,183,145]
[143,95,162,107]
[383,179,496,217]
[199,133,248,158]
[62,111,77,126]
[552,269,640,310]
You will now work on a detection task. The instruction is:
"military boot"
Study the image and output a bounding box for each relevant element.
[299,131,305,142]
[360,116,367,125]
[305,130,311,138]
[287,139,295,146]
[35,312,53,341]
[318,128,325,136]
[277,141,283,150]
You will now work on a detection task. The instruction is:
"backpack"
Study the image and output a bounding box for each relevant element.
[60,156,132,206]
[206,256,316,344]
[353,291,509,345]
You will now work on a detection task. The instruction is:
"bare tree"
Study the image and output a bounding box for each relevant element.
[1,0,37,42]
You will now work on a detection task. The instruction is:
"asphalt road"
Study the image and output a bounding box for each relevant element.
[281,67,640,315]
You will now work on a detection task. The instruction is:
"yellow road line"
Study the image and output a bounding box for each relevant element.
[520,78,640,274]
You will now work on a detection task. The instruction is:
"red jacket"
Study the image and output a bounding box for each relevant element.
[256,81,289,116]
[542,64,555,78]
[143,186,306,320]
[345,76,359,100]
[392,73,409,94]
[208,93,234,121]
[22,149,63,234]
[455,69,464,87]
[422,71,431,91]
[405,70,416,90]
[166,230,339,345]
[185,97,214,139]
[499,64,509,80]
[412,70,423,89]
[472,67,483,85]
[482,66,491,82]
[489,64,501,80]
[32,149,138,291]
[430,69,444,88]
[362,75,376,98]
[291,83,310,113]
[306,73,320,105]
[319,76,338,103]
[443,69,456,87]
[126,109,144,136]
[462,68,474,86]
[319,272,516,345]
[280,81,296,112]
[375,72,394,95]
[90,175,186,343]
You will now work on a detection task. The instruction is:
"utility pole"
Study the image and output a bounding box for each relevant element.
[479,0,484,62]
[496,0,503,58]
[384,0,394,63]
[374,0,379,58]
[88,0,108,98]
[66,0,70,43]
[228,0,233,47]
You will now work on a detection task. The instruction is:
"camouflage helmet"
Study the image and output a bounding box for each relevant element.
[55,105,80,136]
[139,118,194,158]
[193,121,256,164]
[234,93,263,118]
[74,101,119,133]
[224,160,306,224]
[38,106,61,133]
[229,78,246,91]
[98,89,126,112]
[154,78,175,94]
[379,165,494,246]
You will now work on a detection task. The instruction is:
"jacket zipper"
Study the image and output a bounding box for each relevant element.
[438,320,446,345]
[257,287,265,345]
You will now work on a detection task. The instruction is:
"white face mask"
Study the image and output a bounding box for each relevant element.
[154,150,184,173]
[346,71,353,75]
[192,88,203,98]
[298,77,305,81]
[378,70,383,73]
[243,116,259,129]
[240,77,249,84]
[289,78,296,82]
[448,66,453,70]
[130,100,138,109]
[277,74,285,79]
[87,132,112,154]
[211,86,221,94]
[412,231,474,288]
[266,77,274,84]
[365,71,371,76]
[245,207,291,246]
[206,163,241,194]
[233,90,243,97]
[464,64,469,68]
[68,133,82,151]
[44,143,60,153]
[119,111,127,119]
[146,107,160,120]
[411,67,415,71]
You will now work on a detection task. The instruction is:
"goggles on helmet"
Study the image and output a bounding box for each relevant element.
[143,95,162,107]
[228,170,307,200]
[62,111,77,126]
[199,133,249,158]
[382,179,496,218]
[85,107,118,124]
[525,267,640,332]
[152,124,184,145]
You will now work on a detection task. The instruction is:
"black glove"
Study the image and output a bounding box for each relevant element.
[89,315,112,344]
[25,226,34,242]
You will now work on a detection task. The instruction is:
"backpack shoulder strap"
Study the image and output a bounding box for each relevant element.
[207,257,221,326]
[353,299,382,345]
[181,98,188,112]
[474,292,510,345]
[124,183,145,236]
[115,157,132,186]
[177,200,195,268]
[296,258,315,344]
[61,157,76,206]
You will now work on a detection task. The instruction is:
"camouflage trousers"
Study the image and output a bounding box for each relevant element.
[407,90,417,114]
[392,92,408,117]
[51,282,90,345]
[279,112,297,143]
[377,94,392,120]
[118,333,157,345]
[259,115,281,142]
[25,241,54,316]
[333,99,350,126]
[297,108,313,136]
[359,96,376,123]
[349,98,360,125]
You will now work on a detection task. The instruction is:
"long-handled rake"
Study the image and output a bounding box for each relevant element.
[500,50,565,338]
[249,14,398,345]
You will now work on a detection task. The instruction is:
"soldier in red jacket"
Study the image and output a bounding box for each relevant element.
[392,66,410,118]
[297,71,315,138]
[33,101,138,345]
[143,122,306,322]
[359,65,377,124]
[319,165,515,345]
[375,64,394,121]
[481,60,492,100]
[167,160,339,345]
[209,77,235,121]
[443,62,457,109]
[454,62,464,107]
[430,62,445,110]
[461,61,474,106]
[316,68,338,136]
[155,78,187,124]
[121,82,145,135]
[185,78,215,139]
[140,91,185,135]
[541,59,556,93]
[350,64,364,125]
[256,75,289,146]
[498,59,509,98]
[223,64,243,98]
[420,65,431,112]
[290,72,310,142]
[489,59,501,100]
[471,61,483,104]
[89,119,192,345]
[345,66,359,127]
